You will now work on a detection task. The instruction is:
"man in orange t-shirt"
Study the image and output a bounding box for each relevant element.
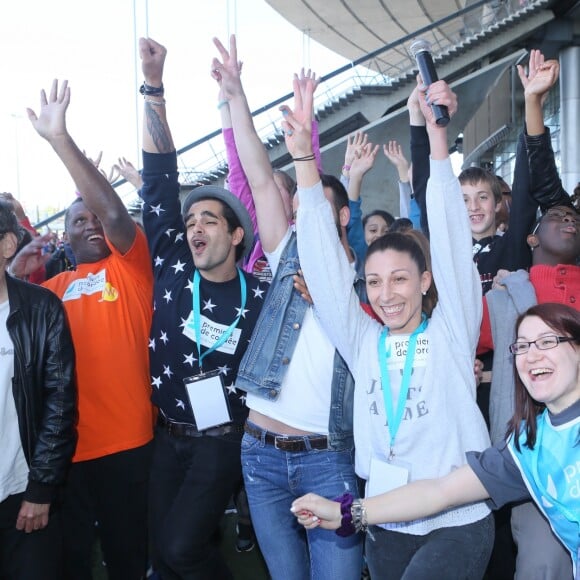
[15,80,154,580]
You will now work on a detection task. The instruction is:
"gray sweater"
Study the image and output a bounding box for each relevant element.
[486,270,537,444]
[297,158,490,535]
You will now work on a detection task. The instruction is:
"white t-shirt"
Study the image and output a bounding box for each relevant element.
[0,300,29,502]
[246,228,334,434]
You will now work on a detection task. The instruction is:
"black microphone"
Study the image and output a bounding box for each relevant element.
[409,39,450,127]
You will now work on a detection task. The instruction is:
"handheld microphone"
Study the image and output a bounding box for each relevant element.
[409,39,450,127]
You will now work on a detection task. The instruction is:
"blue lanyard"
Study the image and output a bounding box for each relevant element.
[378,314,428,460]
[192,268,246,372]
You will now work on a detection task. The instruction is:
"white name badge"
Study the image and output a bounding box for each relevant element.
[182,312,241,355]
[183,370,232,431]
[366,457,409,498]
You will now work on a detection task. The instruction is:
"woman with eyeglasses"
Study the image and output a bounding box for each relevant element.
[292,302,580,579]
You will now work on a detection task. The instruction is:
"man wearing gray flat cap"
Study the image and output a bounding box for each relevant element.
[138,37,268,579]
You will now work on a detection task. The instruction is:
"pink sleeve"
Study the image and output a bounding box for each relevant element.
[312,120,323,174]
[224,128,257,237]
[223,127,263,274]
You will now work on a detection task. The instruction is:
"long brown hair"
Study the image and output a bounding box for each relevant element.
[506,303,580,450]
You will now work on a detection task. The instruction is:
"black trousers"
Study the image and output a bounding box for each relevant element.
[0,493,62,580]
[61,442,153,580]
[148,426,242,580]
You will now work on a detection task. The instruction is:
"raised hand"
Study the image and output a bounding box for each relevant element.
[417,80,457,130]
[211,35,244,101]
[280,75,315,159]
[522,59,559,102]
[383,140,410,181]
[350,142,380,178]
[26,79,70,143]
[344,131,369,171]
[139,37,166,87]
[113,157,143,189]
[295,68,320,119]
[516,49,545,92]
[82,150,118,184]
[407,79,425,126]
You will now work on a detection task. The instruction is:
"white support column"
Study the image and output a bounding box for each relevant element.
[559,46,580,194]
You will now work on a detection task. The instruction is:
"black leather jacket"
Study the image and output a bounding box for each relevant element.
[6,274,77,504]
[526,128,572,211]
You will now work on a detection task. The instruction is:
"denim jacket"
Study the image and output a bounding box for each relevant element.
[237,232,364,451]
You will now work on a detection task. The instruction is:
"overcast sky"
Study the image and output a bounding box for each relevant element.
[0,0,348,222]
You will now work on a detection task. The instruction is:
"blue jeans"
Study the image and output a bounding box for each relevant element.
[365,513,495,580]
[241,425,363,580]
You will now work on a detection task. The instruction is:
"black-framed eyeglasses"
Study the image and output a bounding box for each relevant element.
[509,335,576,355]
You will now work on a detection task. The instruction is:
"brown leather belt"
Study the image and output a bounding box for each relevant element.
[157,414,242,438]
[244,421,329,452]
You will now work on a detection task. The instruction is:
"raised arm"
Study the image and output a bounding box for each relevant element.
[408,84,430,236]
[348,141,380,204]
[419,80,482,350]
[140,38,174,155]
[343,132,370,263]
[517,53,571,209]
[290,77,372,366]
[212,35,287,252]
[383,140,413,219]
[295,68,323,173]
[27,80,136,254]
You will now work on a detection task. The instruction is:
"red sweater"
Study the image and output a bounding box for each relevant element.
[478,264,580,354]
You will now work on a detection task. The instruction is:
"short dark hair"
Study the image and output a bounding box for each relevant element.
[365,230,438,317]
[189,196,246,262]
[362,210,395,230]
[459,167,502,204]
[16,226,32,255]
[0,200,20,238]
[320,174,349,212]
[389,217,413,233]
[274,170,297,198]
[507,303,580,450]
[64,197,86,231]
[319,174,350,240]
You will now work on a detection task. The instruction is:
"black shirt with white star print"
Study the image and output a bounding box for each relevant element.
[141,151,268,427]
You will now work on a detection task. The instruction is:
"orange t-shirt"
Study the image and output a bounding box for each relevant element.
[43,228,154,462]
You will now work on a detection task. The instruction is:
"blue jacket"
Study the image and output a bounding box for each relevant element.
[237,232,364,451]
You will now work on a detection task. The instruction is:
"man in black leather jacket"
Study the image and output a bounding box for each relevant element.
[0,200,76,579]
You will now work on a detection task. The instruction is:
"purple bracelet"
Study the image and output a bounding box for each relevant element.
[334,492,356,537]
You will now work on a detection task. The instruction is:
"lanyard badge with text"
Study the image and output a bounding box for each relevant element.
[182,268,247,430]
[367,315,428,498]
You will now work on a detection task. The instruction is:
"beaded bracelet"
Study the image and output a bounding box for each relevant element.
[144,97,166,106]
[334,492,356,537]
[342,164,351,172]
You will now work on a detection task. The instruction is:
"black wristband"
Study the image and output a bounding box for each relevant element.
[139,82,164,96]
